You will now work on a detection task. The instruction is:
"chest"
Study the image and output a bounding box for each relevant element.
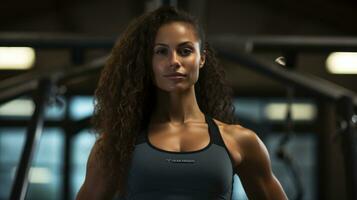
[147,124,210,152]
[147,123,242,167]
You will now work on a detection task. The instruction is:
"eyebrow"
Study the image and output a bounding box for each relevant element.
[154,41,195,48]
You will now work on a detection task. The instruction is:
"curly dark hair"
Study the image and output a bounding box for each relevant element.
[91,6,236,196]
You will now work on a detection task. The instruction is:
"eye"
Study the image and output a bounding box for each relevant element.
[154,48,168,56]
[178,47,193,56]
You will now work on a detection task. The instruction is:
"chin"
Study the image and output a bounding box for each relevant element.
[157,85,192,93]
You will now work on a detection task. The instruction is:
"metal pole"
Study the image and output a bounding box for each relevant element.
[337,95,357,200]
[62,97,72,200]
[316,100,349,200]
[9,79,53,200]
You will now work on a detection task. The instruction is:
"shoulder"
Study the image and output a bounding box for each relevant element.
[212,119,267,162]
[76,138,118,200]
[212,118,258,144]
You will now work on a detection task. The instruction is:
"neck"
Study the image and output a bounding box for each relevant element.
[150,87,205,125]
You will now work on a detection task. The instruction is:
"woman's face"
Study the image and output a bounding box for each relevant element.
[152,21,205,92]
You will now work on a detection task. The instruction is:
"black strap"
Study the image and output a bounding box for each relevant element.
[205,114,225,147]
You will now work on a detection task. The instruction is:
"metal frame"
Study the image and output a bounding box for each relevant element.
[9,79,53,200]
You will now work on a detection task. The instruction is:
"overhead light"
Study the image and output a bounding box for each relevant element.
[264,102,317,121]
[0,47,35,69]
[326,52,357,74]
[0,99,34,117]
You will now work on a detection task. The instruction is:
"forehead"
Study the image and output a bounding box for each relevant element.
[154,22,199,45]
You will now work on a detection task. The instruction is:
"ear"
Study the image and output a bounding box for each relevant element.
[199,50,206,69]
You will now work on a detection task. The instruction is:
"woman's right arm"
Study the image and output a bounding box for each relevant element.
[76,139,117,200]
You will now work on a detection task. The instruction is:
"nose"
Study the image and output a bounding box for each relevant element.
[168,51,180,68]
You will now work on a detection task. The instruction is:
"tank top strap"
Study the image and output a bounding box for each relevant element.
[205,114,236,171]
[204,114,225,147]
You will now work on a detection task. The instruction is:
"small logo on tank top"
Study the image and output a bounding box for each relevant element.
[166,158,196,164]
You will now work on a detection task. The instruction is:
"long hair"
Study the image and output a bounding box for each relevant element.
[91,6,236,195]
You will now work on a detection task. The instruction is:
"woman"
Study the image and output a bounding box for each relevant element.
[77,6,288,200]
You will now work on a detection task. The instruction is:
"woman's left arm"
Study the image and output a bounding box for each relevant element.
[233,127,288,200]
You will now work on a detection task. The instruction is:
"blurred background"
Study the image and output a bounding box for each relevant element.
[0,0,356,200]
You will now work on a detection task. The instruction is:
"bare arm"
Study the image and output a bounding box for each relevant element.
[76,139,118,200]
[235,129,288,200]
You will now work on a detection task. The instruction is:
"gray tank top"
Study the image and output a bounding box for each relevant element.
[123,115,235,200]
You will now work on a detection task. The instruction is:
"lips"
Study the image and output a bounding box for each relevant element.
[164,72,186,77]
